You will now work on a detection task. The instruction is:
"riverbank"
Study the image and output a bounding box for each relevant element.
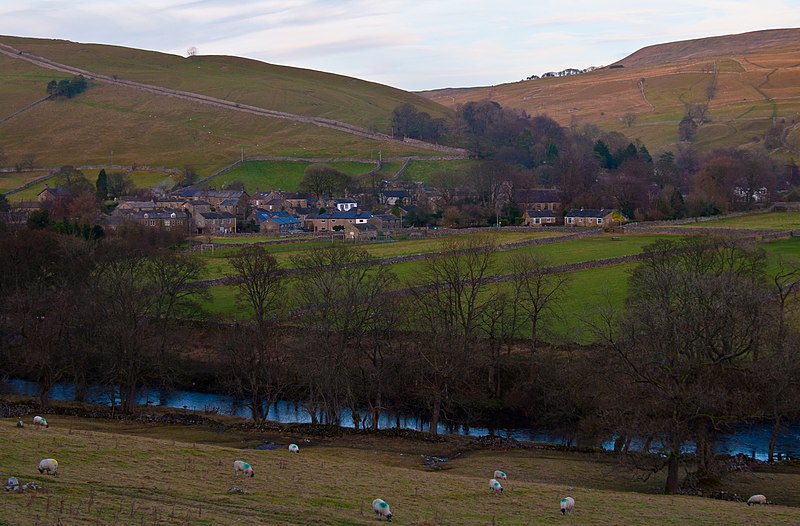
[3,409,800,525]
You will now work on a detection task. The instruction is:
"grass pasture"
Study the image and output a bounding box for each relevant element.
[206,160,380,194]
[0,170,50,196]
[1,416,799,525]
[675,211,800,230]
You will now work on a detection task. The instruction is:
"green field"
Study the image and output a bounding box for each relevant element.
[0,37,454,175]
[194,230,800,342]
[205,160,380,194]
[0,170,50,195]
[6,169,181,202]
[398,159,481,184]
[676,211,800,230]
[1,415,799,525]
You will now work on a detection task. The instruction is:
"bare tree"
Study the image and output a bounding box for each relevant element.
[223,246,285,421]
[594,237,777,493]
[409,236,497,433]
[509,252,569,355]
[290,244,396,426]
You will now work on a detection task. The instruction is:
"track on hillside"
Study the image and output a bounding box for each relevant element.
[0,43,468,158]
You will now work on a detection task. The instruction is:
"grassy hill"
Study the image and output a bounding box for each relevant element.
[420,28,800,157]
[3,414,800,525]
[0,36,457,178]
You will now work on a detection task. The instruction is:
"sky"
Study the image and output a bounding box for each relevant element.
[2,0,800,91]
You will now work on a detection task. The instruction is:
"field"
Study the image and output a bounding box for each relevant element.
[204,160,381,194]
[675,211,800,230]
[191,227,800,342]
[421,30,800,157]
[2,415,800,525]
[5,169,181,202]
[0,37,454,175]
[0,170,50,196]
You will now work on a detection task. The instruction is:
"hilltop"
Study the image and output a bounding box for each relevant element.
[420,28,800,156]
[0,35,461,177]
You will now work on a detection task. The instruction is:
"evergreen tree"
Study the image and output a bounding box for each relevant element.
[96,169,108,200]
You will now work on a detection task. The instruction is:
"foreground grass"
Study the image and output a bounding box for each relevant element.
[1,416,799,525]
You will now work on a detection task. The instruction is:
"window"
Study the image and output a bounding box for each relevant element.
[164,220,171,226]
[534,217,541,224]
[597,217,603,225]
[567,217,574,224]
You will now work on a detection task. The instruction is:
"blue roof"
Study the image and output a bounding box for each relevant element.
[270,216,301,226]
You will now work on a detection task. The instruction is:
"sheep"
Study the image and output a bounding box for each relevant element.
[288,444,299,453]
[38,458,58,476]
[493,470,507,480]
[489,478,503,493]
[16,420,24,428]
[747,494,767,506]
[560,496,575,515]
[33,416,48,429]
[371,498,393,521]
[233,460,254,478]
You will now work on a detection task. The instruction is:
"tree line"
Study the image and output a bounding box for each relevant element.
[46,75,88,99]
[2,219,799,494]
[389,101,799,226]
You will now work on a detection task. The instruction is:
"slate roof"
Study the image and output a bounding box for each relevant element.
[515,188,561,203]
[199,211,236,220]
[383,189,410,198]
[525,209,556,217]
[565,208,612,218]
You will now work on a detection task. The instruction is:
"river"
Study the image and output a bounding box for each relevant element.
[3,378,799,461]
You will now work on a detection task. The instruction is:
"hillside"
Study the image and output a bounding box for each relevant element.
[420,28,800,156]
[0,36,461,178]
[3,414,800,525]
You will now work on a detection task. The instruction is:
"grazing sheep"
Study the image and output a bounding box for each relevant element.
[371,498,393,521]
[489,478,503,493]
[16,420,24,428]
[233,460,254,478]
[288,444,299,453]
[38,458,58,476]
[33,416,48,429]
[747,494,767,506]
[493,470,507,480]
[560,496,575,515]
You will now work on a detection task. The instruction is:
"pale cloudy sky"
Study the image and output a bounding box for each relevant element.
[2,0,800,91]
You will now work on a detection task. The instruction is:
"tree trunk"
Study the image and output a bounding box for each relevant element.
[665,451,680,494]
[429,392,441,434]
[371,388,382,431]
[769,415,782,463]
[73,374,86,403]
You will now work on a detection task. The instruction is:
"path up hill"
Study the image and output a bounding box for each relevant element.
[0,35,460,175]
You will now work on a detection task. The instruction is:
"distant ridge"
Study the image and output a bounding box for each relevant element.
[613,28,800,68]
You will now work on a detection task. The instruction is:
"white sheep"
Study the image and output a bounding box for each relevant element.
[233,460,254,478]
[33,416,48,429]
[489,478,503,493]
[16,420,24,428]
[747,494,767,506]
[288,444,299,453]
[560,496,575,514]
[38,458,58,476]
[371,498,393,521]
[493,470,507,480]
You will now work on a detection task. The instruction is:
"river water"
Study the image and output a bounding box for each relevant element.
[3,378,799,460]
